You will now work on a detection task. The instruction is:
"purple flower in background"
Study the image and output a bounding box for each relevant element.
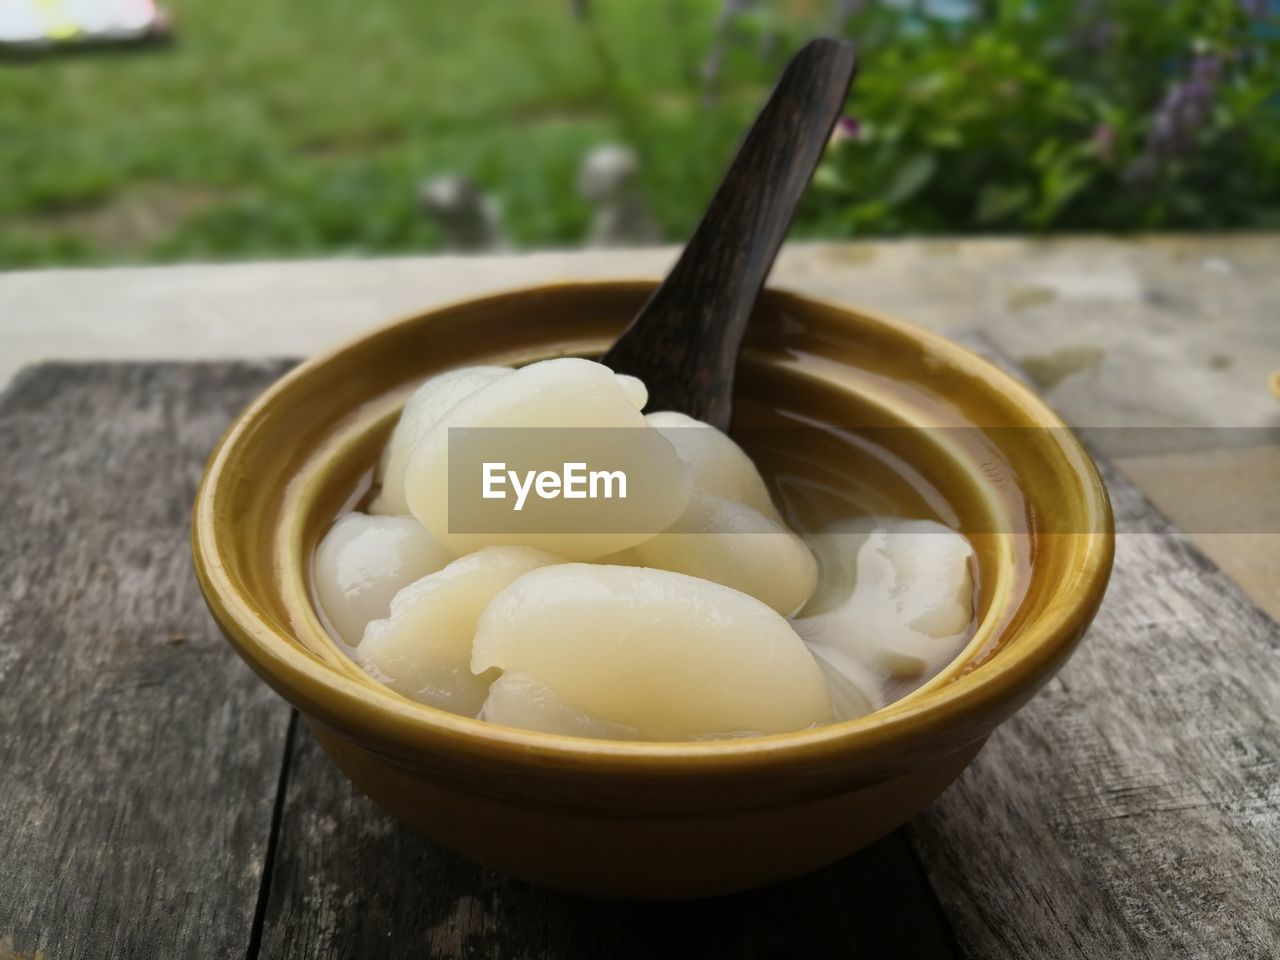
[1126,55,1223,183]
[831,114,861,144]
[1239,0,1268,18]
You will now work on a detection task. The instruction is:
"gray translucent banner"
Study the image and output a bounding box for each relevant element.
[444,426,1278,535]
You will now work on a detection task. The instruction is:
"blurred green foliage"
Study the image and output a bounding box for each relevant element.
[803,0,1280,234]
[0,0,1276,267]
[0,0,736,266]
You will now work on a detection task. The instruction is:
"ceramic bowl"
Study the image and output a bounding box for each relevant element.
[192,281,1113,899]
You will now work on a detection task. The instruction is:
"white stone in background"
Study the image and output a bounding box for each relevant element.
[472,563,832,740]
[578,144,662,248]
[370,366,512,516]
[418,174,508,253]
[313,513,453,648]
[358,546,557,716]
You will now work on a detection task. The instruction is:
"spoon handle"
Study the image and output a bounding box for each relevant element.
[602,37,856,429]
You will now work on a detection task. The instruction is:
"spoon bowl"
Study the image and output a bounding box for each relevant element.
[193,280,1113,898]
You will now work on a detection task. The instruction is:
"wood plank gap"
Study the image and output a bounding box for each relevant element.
[247,710,300,960]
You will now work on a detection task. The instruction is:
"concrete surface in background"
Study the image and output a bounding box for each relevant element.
[2,235,1277,615]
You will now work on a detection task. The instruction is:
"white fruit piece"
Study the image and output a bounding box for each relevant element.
[404,358,691,560]
[630,493,817,616]
[480,672,642,740]
[806,643,883,722]
[313,513,454,648]
[801,519,876,618]
[472,564,832,740]
[358,546,558,716]
[644,411,782,521]
[878,520,976,637]
[798,517,975,678]
[370,366,512,516]
[614,373,648,411]
[372,366,648,516]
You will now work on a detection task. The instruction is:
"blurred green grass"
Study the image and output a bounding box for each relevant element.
[0,0,766,266]
[5,1,1276,267]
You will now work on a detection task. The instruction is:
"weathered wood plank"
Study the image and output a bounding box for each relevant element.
[0,362,296,959]
[910,459,1280,959]
[257,340,1278,957]
[257,721,957,960]
[8,359,1274,959]
[254,338,1279,957]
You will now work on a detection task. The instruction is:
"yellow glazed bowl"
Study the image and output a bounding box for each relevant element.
[193,282,1113,899]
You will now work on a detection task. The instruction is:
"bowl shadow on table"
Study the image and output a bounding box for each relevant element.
[260,720,958,959]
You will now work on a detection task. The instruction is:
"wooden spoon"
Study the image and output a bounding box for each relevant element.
[601,37,856,430]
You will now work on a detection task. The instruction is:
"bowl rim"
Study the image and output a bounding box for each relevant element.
[193,279,1114,776]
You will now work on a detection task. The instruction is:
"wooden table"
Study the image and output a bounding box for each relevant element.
[1,237,1277,959]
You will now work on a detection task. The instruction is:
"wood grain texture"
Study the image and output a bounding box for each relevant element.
[256,720,957,960]
[0,362,296,959]
[898,341,1280,959]
[909,455,1280,959]
[3,360,1276,959]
